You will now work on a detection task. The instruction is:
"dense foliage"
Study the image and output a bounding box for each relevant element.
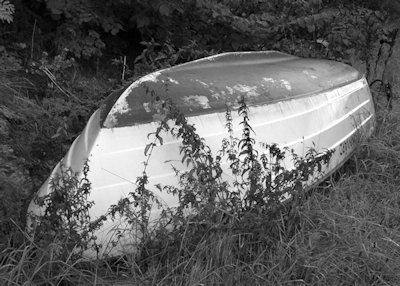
[1,0,400,285]
[1,0,398,70]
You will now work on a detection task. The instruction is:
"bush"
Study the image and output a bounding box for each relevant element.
[30,162,104,259]
[105,93,333,277]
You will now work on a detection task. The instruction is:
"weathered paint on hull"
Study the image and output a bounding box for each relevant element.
[28,51,375,257]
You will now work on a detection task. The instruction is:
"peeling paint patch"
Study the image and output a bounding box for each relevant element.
[226,86,234,95]
[195,79,210,87]
[211,92,220,99]
[303,70,318,79]
[233,84,259,97]
[206,54,219,61]
[263,77,276,83]
[182,95,211,109]
[211,90,226,99]
[143,102,151,112]
[168,77,179,84]
[139,71,161,83]
[103,71,162,127]
[280,79,292,91]
[110,97,130,114]
[103,97,131,127]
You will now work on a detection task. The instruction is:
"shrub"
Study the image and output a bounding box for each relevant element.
[107,92,334,275]
[30,161,103,259]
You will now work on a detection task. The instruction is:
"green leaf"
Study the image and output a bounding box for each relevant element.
[111,24,122,36]
[0,0,15,23]
[342,38,351,46]
[297,18,306,28]
[159,3,171,16]
[307,24,315,33]
[46,0,66,15]
[144,143,154,156]
[156,134,163,145]
[137,14,150,28]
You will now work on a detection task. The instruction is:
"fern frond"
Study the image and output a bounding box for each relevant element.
[0,0,15,24]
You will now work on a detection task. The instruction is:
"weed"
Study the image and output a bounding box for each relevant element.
[99,85,335,285]
[30,161,103,259]
[2,87,399,286]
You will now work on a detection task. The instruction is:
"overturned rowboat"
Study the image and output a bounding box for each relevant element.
[28,51,375,256]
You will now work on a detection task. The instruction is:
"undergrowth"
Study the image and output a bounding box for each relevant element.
[2,92,400,285]
[1,1,399,284]
[106,104,400,286]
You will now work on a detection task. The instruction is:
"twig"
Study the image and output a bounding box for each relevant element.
[122,55,126,81]
[31,19,37,61]
[39,66,82,103]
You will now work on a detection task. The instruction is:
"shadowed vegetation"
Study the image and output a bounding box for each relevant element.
[1,0,400,285]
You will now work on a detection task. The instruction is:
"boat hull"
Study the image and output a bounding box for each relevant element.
[28,52,375,256]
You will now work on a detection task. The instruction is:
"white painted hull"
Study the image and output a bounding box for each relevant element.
[28,52,375,256]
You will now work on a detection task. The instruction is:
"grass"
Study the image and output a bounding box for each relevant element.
[2,100,400,285]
